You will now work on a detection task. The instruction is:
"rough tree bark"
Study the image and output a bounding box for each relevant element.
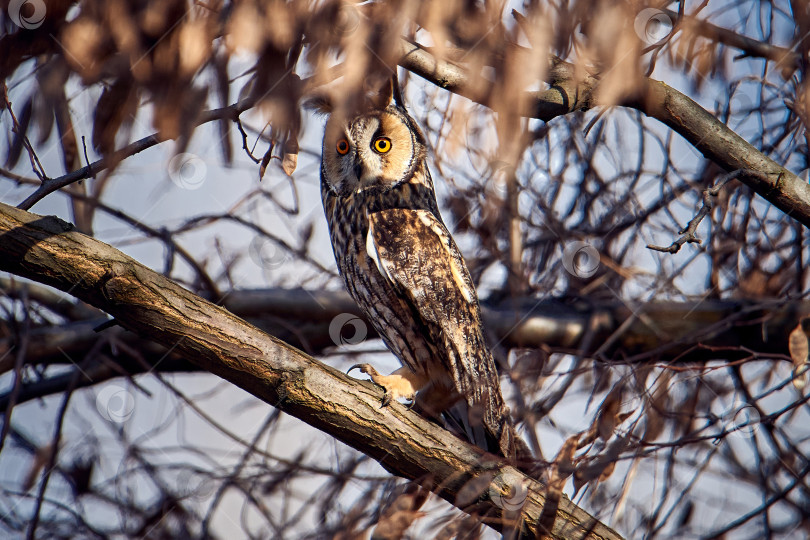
[0,201,624,539]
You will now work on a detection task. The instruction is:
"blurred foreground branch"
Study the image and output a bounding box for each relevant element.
[397,40,810,228]
[0,201,623,540]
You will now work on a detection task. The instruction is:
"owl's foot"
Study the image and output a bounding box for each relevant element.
[347,364,427,408]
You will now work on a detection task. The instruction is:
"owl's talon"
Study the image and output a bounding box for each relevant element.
[347,363,365,375]
[347,363,380,377]
[346,364,425,407]
[381,393,392,408]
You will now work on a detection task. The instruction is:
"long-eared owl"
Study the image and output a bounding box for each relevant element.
[319,79,526,460]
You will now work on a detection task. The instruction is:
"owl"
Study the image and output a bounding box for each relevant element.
[319,80,527,461]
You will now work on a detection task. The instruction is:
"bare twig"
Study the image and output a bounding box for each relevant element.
[15,97,257,211]
[647,169,761,253]
[2,83,47,181]
[661,8,801,73]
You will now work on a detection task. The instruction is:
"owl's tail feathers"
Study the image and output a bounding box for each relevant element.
[441,401,532,463]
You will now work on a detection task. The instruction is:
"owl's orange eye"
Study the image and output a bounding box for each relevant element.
[336,139,350,155]
[373,137,392,153]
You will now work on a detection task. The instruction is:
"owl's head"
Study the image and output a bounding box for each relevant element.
[319,79,427,197]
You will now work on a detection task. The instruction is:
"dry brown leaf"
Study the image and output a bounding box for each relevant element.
[538,434,579,539]
[551,434,578,490]
[5,97,31,169]
[597,384,624,441]
[178,19,213,77]
[92,76,138,155]
[259,143,274,181]
[599,460,616,482]
[432,514,482,540]
[371,484,428,540]
[789,317,810,390]
[589,4,641,107]
[572,458,614,495]
[644,371,671,442]
[62,18,106,80]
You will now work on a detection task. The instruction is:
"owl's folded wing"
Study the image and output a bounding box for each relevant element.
[365,207,495,401]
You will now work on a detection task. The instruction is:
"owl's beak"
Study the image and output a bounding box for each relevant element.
[353,158,364,182]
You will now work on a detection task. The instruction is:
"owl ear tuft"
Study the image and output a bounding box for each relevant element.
[392,73,406,109]
[303,94,334,116]
[367,77,394,109]
[368,73,407,111]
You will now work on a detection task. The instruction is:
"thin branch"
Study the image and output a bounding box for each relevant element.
[2,83,47,181]
[27,365,82,539]
[647,169,758,253]
[15,97,256,211]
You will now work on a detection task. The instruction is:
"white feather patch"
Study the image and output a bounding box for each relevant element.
[366,221,393,283]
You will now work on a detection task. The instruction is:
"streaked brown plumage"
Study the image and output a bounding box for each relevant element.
[319,82,526,460]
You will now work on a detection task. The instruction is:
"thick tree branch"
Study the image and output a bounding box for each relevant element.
[2,283,803,387]
[0,201,623,539]
[397,40,810,228]
[20,37,805,230]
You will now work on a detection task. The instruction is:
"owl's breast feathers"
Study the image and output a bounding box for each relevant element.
[321,168,524,459]
[321,170,442,379]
